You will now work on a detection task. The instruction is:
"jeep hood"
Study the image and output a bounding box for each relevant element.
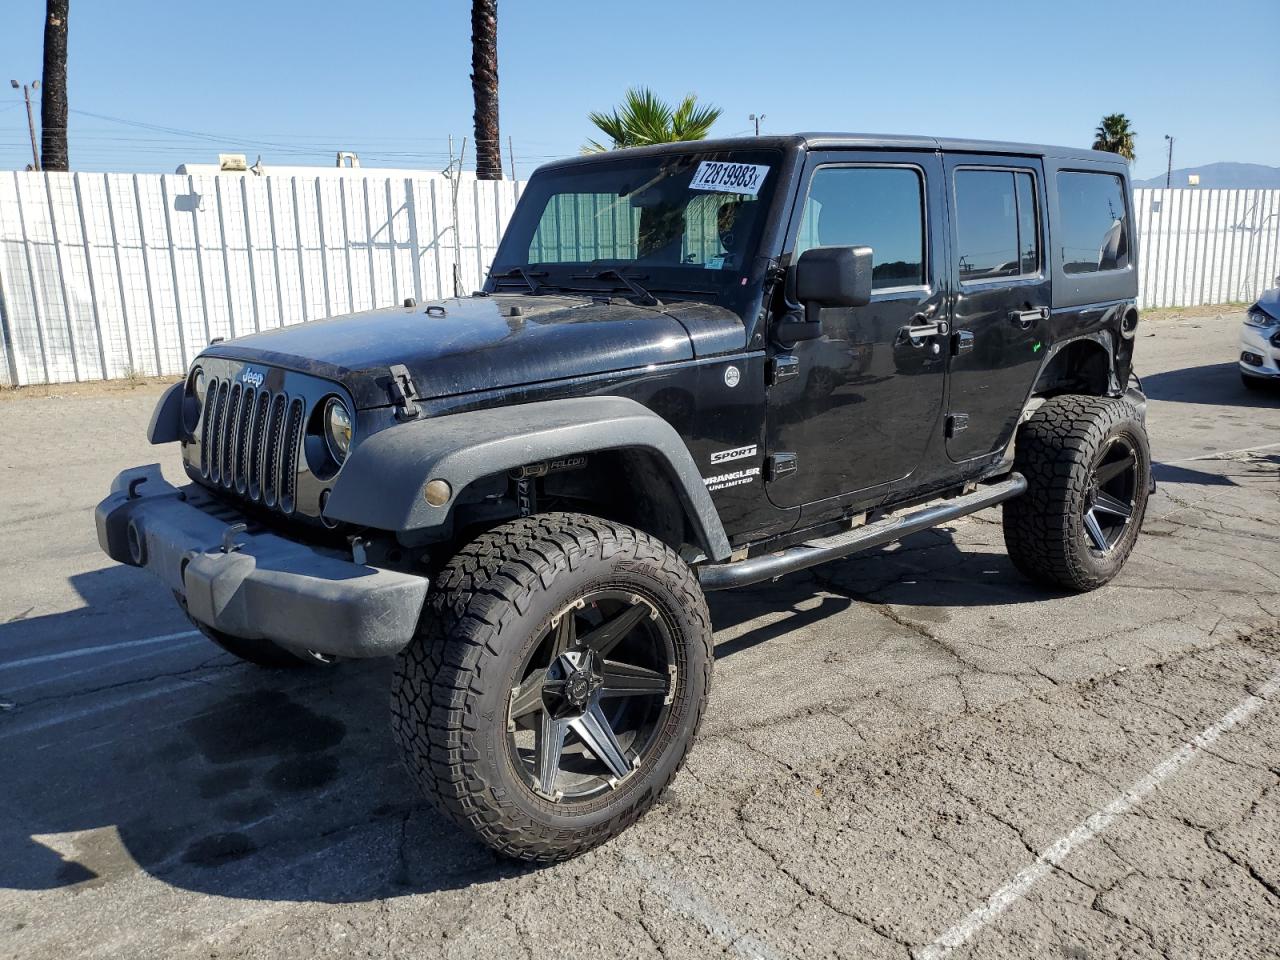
[199,294,745,409]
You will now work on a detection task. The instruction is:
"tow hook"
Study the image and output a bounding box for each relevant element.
[220,522,247,554]
[349,536,369,565]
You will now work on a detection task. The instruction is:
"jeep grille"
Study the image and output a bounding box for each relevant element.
[200,376,305,515]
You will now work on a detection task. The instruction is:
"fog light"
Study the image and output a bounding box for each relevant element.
[424,479,452,506]
[127,520,146,566]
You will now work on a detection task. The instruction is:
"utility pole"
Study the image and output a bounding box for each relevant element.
[10,80,41,170]
[749,113,765,136]
[1164,135,1174,189]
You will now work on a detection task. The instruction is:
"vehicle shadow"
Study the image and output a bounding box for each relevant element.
[1142,362,1280,407]
[1,570,533,904]
[3,526,1059,905]
[1151,461,1238,486]
[708,526,1068,658]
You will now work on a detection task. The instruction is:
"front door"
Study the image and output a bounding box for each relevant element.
[944,156,1051,460]
[765,151,948,511]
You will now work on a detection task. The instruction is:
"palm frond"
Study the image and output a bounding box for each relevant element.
[584,87,721,150]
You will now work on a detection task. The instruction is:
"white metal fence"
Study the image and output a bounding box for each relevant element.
[1,171,1277,387]
[0,171,523,386]
[1133,188,1280,309]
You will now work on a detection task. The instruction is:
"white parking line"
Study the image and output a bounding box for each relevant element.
[0,676,207,740]
[0,630,201,673]
[915,669,1280,960]
[1160,441,1280,464]
[624,850,786,960]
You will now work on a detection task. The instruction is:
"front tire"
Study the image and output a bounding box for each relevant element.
[1003,395,1150,592]
[392,513,712,863]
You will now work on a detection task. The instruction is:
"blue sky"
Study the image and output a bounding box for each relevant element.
[1,0,1276,180]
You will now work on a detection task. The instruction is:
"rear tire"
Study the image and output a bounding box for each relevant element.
[1003,395,1150,592]
[391,513,712,863]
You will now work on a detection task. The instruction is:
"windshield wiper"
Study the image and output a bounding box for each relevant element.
[571,269,663,307]
[490,267,548,295]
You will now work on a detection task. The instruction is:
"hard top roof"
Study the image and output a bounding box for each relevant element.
[539,133,1127,171]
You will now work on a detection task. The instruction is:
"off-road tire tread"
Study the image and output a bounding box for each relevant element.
[391,512,712,863]
[1003,394,1147,592]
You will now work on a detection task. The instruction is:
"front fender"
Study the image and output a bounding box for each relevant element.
[324,396,732,561]
[148,382,183,444]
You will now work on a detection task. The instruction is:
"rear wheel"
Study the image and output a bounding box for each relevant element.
[1003,395,1150,592]
[391,513,712,863]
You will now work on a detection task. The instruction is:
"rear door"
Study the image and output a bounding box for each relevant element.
[944,155,1050,461]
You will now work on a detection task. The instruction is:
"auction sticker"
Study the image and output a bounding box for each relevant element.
[689,161,770,197]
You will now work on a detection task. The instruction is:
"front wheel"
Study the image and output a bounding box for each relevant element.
[391,514,713,863]
[1003,395,1151,592]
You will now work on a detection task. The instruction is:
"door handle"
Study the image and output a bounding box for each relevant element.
[900,316,950,345]
[1010,306,1048,330]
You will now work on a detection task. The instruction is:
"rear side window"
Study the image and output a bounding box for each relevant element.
[795,166,925,289]
[954,170,1040,282]
[1057,172,1130,274]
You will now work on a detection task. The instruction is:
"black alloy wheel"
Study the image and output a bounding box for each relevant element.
[392,513,713,863]
[1003,394,1150,591]
[507,590,673,802]
[1082,435,1139,555]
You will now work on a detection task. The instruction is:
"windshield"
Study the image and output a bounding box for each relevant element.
[489,148,783,300]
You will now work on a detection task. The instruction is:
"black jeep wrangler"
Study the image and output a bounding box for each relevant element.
[97,134,1150,862]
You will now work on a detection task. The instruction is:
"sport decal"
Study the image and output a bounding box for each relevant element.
[710,444,757,465]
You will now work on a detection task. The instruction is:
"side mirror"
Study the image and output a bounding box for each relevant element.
[776,245,874,344]
[797,245,873,316]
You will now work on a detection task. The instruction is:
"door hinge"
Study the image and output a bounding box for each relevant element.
[768,355,800,385]
[946,413,969,437]
[388,363,420,420]
[765,453,799,481]
[952,330,975,356]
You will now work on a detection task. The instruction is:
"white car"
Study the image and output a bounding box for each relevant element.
[1240,288,1280,390]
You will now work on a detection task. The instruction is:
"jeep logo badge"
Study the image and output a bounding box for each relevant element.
[723,365,741,388]
[241,369,264,389]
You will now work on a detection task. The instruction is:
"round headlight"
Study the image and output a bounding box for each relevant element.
[323,398,353,464]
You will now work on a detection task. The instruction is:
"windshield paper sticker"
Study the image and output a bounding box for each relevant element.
[689,161,770,197]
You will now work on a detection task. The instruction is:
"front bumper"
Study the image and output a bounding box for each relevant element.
[1239,323,1280,378]
[96,466,429,658]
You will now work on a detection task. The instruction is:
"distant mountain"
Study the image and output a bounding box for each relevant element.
[1133,162,1280,189]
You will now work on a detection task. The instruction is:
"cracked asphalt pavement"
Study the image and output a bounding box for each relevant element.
[2,309,1278,959]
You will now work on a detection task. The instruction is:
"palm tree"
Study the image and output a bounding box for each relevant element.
[471,0,502,180]
[1092,114,1136,163]
[40,0,69,171]
[583,88,722,153]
